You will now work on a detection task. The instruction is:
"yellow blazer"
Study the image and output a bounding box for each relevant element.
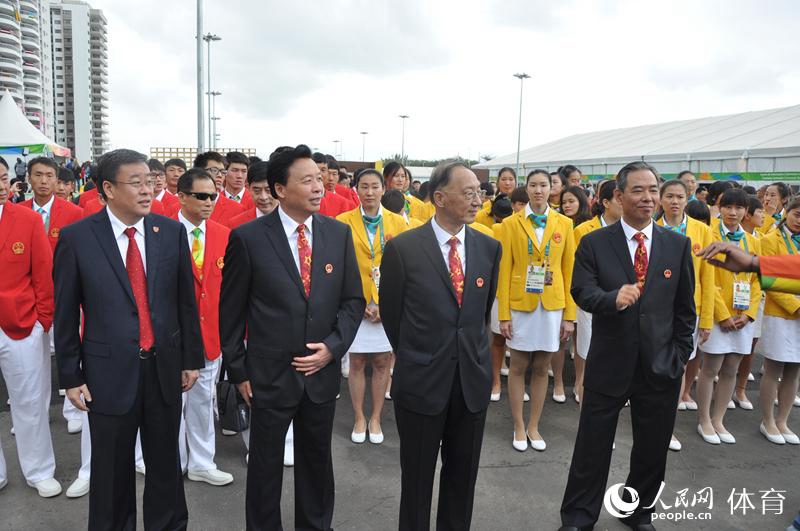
[573,216,603,248]
[406,194,433,222]
[656,217,716,329]
[469,222,495,239]
[758,211,782,236]
[760,228,800,319]
[498,208,576,321]
[475,204,494,228]
[710,225,762,322]
[337,207,408,304]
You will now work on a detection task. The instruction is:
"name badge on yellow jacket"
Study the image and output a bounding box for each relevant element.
[733,281,750,310]
[526,265,545,293]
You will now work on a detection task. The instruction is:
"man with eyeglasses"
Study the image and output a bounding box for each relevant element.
[170,168,235,487]
[184,151,244,226]
[53,148,204,529]
[150,158,180,212]
[227,160,277,229]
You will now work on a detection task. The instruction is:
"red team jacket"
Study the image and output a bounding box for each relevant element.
[20,197,84,250]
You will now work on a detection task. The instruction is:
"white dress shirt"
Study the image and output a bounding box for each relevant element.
[0,203,4,222]
[106,207,147,270]
[225,189,244,202]
[32,194,55,224]
[256,208,266,219]
[524,204,549,244]
[178,211,207,249]
[620,217,653,264]
[155,189,167,202]
[277,205,313,274]
[431,216,466,271]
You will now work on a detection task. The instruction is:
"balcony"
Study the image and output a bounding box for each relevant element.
[27,113,41,123]
[20,24,38,39]
[21,50,38,63]
[21,37,39,52]
[0,28,21,47]
[0,13,19,32]
[19,0,38,13]
[23,74,40,87]
[0,57,22,74]
[24,86,41,99]
[0,72,22,87]
[25,99,42,111]
[22,61,40,75]
[0,3,16,17]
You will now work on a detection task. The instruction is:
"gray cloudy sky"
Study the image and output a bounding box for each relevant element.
[92,0,800,162]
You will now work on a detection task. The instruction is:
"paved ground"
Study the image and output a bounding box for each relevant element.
[1,356,798,530]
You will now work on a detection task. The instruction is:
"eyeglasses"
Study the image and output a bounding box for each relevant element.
[148,172,165,179]
[206,168,227,177]
[185,191,218,201]
[117,179,155,190]
[442,189,482,202]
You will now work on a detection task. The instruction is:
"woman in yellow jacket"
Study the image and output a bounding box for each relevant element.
[498,169,576,452]
[758,182,790,235]
[383,162,431,223]
[697,188,761,445]
[476,167,518,227]
[657,179,716,452]
[337,169,407,445]
[755,199,800,445]
[572,180,622,405]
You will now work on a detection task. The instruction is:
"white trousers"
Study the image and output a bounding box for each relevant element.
[242,420,294,453]
[179,357,221,472]
[0,323,56,484]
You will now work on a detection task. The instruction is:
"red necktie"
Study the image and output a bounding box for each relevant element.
[633,232,648,292]
[297,224,312,297]
[448,237,464,306]
[124,227,154,350]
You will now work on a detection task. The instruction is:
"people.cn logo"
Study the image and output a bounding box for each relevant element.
[603,483,640,518]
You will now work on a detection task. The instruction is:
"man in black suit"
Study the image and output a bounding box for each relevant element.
[379,161,502,531]
[54,149,204,530]
[559,162,696,531]
[220,144,364,531]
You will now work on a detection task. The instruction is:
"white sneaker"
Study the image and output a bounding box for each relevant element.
[221,429,236,436]
[283,446,294,467]
[27,478,62,498]
[65,477,90,498]
[500,366,509,376]
[187,468,234,486]
[523,392,530,402]
[67,419,82,434]
[135,466,146,476]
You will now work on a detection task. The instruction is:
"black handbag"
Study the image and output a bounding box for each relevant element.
[216,368,250,433]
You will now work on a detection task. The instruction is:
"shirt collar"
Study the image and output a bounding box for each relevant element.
[620,217,653,241]
[33,194,55,214]
[256,208,266,219]
[177,210,206,235]
[225,188,243,201]
[663,213,687,228]
[277,204,312,237]
[155,189,166,201]
[524,203,550,219]
[106,206,145,240]
[360,205,383,218]
[431,215,466,247]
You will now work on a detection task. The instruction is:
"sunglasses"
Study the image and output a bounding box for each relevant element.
[185,191,218,201]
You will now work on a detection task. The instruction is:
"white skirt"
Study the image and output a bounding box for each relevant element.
[689,316,700,361]
[576,308,592,360]
[349,317,392,354]
[759,315,800,363]
[490,299,501,335]
[506,302,563,353]
[753,294,766,339]
[703,319,755,355]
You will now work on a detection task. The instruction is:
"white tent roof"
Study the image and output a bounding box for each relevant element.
[477,104,800,169]
[0,90,70,156]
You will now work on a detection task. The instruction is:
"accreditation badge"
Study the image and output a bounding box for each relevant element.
[525,264,545,293]
[371,266,381,290]
[732,280,750,311]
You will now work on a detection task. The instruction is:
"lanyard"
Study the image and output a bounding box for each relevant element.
[780,227,799,255]
[718,223,749,253]
[362,217,385,260]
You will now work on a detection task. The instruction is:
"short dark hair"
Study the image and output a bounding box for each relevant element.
[327,159,340,172]
[177,168,215,194]
[686,199,711,225]
[311,152,328,165]
[380,189,406,214]
[767,181,791,200]
[660,179,688,197]
[719,188,748,209]
[509,185,529,204]
[267,144,313,197]
[193,151,226,169]
[418,181,430,201]
[551,170,568,187]
[558,164,582,181]
[491,195,513,220]
[479,182,494,197]
[58,167,76,183]
[707,181,733,205]
[428,160,468,197]
[148,158,165,173]
[742,185,757,195]
[247,161,269,185]
[225,151,250,168]
[746,194,763,215]
[591,179,616,217]
[498,167,517,180]
[164,158,187,171]
[383,161,404,182]
[677,170,695,180]
[27,156,59,176]
[525,169,550,185]
[0,157,8,170]
[248,156,262,165]
[354,169,383,188]
[615,161,661,191]
[95,149,148,199]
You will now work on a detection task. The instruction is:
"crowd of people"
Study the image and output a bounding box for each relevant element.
[0,148,798,531]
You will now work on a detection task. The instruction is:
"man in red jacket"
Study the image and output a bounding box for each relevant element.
[227,161,276,229]
[150,158,180,212]
[313,152,355,217]
[0,158,61,497]
[223,151,254,210]
[173,168,234,485]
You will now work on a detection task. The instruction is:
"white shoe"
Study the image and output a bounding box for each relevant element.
[747,372,755,381]
[369,428,384,445]
[221,429,236,436]
[528,434,546,451]
[794,395,800,407]
[336,393,340,399]
[781,430,800,445]
[552,393,566,403]
[512,433,527,452]
[523,392,530,402]
[135,466,146,475]
[500,366,509,376]
[727,400,736,410]
[0,478,7,491]
[547,369,554,378]
[67,419,82,434]
[669,436,682,451]
[490,392,501,402]
[65,477,90,498]
[624,399,630,407]
[187,468,234,486]
[10,426,14,435]
[58,389,66,396]
[677,402,687,411]
[733,397,753,410]
[760,423,786,445]
[351,429,366,444]
[573,391,580,404]
[27,478,62,498]
[612,442,616,450]
[716,430,736,444]
[683,400,698,411]
[697,425,720,445]
[283,446,294,467]
[505,350,510,358]
[384,391,392,400]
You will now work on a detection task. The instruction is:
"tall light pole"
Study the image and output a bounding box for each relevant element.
[399,114,409,160]
[210,91,221,149]
[360,131,368,163]
[204,33,221,151]
[513,73,530,179]
[196,0,204,151]
[333,140,341,158]
[211,117,221,149]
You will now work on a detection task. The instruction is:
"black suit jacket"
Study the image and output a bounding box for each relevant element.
[571,222,696,397]
[219,209,365,408]
[53,210,205,415]
[379,222,501,415]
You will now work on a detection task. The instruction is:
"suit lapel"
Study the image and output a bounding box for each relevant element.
[0,203,15,251]
[516,211,539,251]
[144,215,161,304]
[461,227,479,307]
[540,209,556,250]
[609,222,637,284]
[349,210,371,256]
[90,211,136,305]
[263,209,306,298]
[309,214,327,298]
[420,222,458,305]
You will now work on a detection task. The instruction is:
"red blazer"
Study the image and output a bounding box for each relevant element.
[83,197,166,218]
[0,202,54,339]
[319,191,354,218]
[157,190,181,210]
[224,188,254,211]
[211,194,244,225]
[20,197,84,251]
[337,185,360,206]
[77,187,98,209]
[227,208,257,229]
